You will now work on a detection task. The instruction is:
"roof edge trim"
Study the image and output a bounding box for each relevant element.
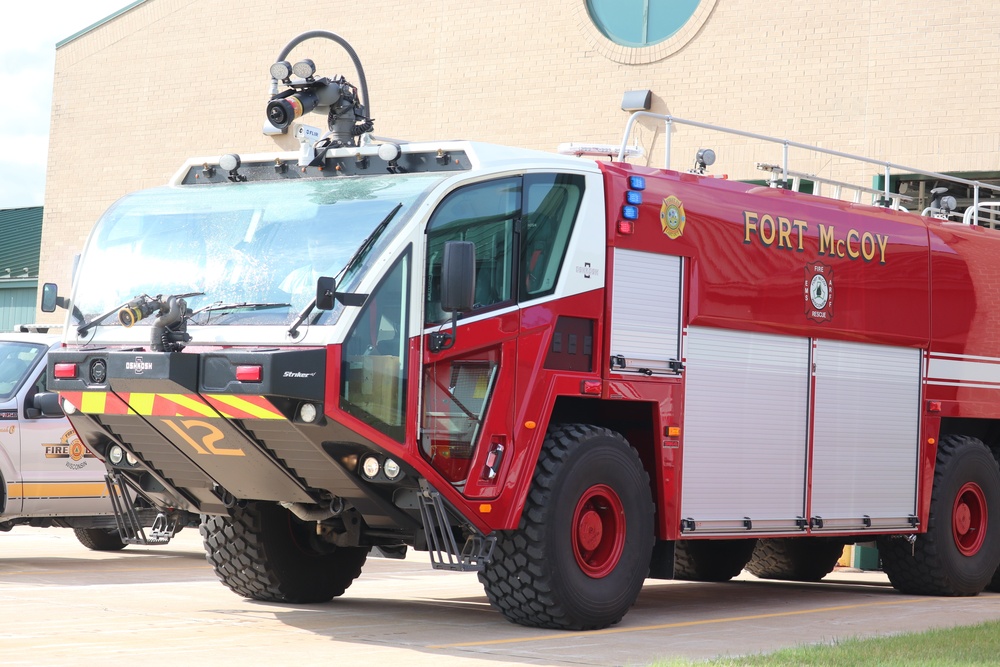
[56,0,149,49]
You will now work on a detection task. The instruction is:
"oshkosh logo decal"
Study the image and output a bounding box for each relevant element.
[126,357,154,374]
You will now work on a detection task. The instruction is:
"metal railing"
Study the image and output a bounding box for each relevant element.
[617,112,1000,221]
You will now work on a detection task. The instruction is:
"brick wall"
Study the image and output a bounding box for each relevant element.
[39,0,1000,315]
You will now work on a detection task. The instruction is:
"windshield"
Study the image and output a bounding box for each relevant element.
[0,341,45,401]
[72,174,445,327]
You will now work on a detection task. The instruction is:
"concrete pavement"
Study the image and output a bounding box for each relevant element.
[2,527,1000,666]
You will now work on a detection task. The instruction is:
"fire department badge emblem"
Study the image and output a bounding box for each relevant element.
[44,428,92,469]
[660,196,686,239]
[805,262,834,322]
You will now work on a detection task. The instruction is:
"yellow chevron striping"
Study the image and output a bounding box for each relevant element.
[128,392,156,415]
[162,393,218,417]
[79,392,107,414]
[208,394,285,420]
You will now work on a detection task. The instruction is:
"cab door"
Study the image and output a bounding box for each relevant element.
[421,177,521,499]
[18,347,108,516]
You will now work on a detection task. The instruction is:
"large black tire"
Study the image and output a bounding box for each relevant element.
[673,539,757,581]
[74,527,127,551]
[200,501,368,603]
[478,424,655,630]
[746,538,845,581]
[878,435,1000,596]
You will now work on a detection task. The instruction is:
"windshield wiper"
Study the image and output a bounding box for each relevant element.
[192,301,292,324]
[288,202,403,339]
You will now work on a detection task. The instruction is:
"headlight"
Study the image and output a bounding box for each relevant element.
[108,445,124,465]
[384,458,401,480]
[361,455,380,479]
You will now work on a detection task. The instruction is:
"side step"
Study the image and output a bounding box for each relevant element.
[417,480,495,571]
[105,473,177,545]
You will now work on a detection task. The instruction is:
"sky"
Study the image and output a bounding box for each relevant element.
[0,1,133,210]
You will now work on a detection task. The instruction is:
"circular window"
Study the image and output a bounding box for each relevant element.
[586,0,700,47]
[575,0,717,64]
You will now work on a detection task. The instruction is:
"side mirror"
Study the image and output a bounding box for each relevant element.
[40,283,60,313]
[32,391,64,418]
[429,241,475,353]
[315,277,368,311]
[440,241,475,313]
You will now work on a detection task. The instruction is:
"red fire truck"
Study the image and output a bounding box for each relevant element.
[44,31,1000,630]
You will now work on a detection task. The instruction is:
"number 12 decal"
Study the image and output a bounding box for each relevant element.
[161,418,246,456]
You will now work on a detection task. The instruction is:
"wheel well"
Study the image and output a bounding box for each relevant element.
[549,396,658,493]
[940,418,1000,462]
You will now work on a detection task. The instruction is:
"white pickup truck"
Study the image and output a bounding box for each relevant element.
[0,328,194,549]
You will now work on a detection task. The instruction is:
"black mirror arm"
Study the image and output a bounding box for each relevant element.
[427,311,459,353]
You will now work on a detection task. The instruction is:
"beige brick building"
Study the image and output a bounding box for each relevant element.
[39,0,1000,310]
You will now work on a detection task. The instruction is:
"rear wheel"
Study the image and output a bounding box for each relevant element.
[479,424,654,630]
[201,501,368,603]
[878,435,1000,596]
[673,539,757,581]
[746,538,845,581]
[74,527,127,551]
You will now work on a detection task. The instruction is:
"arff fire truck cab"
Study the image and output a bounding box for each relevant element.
[44,31,1000,630]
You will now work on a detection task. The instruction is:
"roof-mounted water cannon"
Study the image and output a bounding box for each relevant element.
[264,30,374,157]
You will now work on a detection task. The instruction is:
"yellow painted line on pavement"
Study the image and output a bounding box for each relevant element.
[429,597,946,648]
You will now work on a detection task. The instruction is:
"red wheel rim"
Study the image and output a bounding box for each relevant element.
[571,484,626,578]
[952,482,987,557]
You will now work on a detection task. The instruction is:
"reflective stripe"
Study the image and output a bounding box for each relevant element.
[7,482,108,499]
[204,394,286,420]
[58,390,285,420]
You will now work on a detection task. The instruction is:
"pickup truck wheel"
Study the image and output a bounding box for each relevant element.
[746,538,845,581]
[878,435,1000,596]
[201,501,368,603]
[74,527,127,551]
[479,424,654,630]
[673,539,757,581]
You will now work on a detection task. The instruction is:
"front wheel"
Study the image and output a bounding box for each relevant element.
[878,435,1000,596]
[201,501,368,603]
[479,424,655,630]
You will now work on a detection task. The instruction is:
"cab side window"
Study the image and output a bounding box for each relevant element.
[520,173,585,300]
[425,177,520,324]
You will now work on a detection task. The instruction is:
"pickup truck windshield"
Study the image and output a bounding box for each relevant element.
[72,174,445,327]
[0,342,44,401]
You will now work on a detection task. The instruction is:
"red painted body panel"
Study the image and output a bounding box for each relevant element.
[602,163,932,346]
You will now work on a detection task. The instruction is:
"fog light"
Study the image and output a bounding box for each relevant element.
[299,402,318,423]
[125,452,138,466]
[384,458,401,480]
[108,445,124,465]
[62,399,77,415]
[361,455,380,479]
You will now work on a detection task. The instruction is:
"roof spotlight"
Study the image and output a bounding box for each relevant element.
[292,59,316,80]
[692,148,716,175]
[269,60,292,81]
[219,153,241,172]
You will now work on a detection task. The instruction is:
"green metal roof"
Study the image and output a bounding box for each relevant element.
[0,207,42,280]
